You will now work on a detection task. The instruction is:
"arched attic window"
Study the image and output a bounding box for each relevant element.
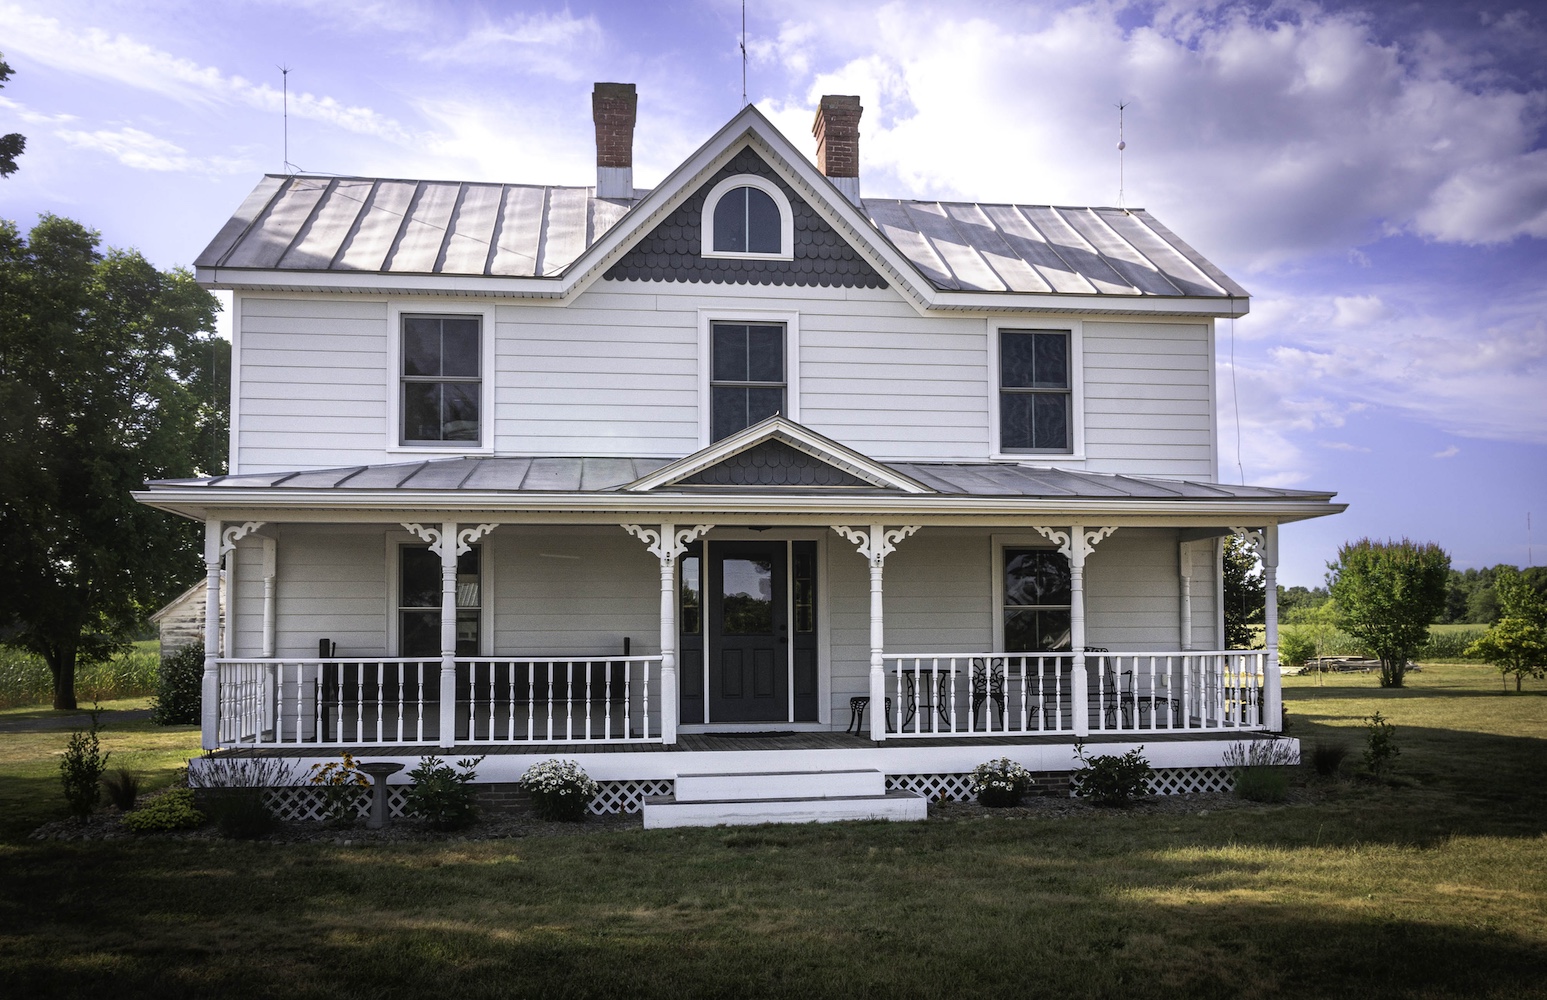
[701,174,794,259]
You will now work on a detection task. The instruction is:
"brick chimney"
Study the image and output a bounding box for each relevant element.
[813,95,862,204]
[592,82,636,200]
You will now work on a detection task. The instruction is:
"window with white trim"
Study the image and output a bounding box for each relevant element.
[1003,548,1071,652]
[999,329,1071,453]
[398,544,481,657]
[401,314,480,444]
[711,322,785,441]
[701,175,793,259]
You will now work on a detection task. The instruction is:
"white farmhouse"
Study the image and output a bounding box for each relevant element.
[136,85,1343,825]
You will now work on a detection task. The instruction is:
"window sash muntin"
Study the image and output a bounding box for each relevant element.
[999,329,1071,453]
[401,314,482,444]
[710,321,786,441]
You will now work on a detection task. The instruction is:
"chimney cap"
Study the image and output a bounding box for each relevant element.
[593,82,637,101]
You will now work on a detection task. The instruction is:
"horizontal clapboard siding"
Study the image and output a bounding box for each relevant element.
[491,529,660,657]
[234,286,1218,478]
[237,297,390,472]
[1081,321,1213,477]
[270,526,388,658]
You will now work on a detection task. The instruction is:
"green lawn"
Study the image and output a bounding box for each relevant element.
[0,663,1543,999]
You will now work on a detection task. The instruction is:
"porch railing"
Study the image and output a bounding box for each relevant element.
[214,655,664,747]
[880,650,1267,738]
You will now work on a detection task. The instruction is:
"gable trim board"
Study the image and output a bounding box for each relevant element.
[628,416,933,494]
[196,107,1251,320]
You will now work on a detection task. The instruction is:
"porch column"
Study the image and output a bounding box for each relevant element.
[261,537,277,658]
[1262,524,1281,731]
[832,524,919,742]
[1232,525,1281,731]
[1179,540,1195,652]
[624,523,712,745]
[1035,525,1118,738]
[201,519,222,750]
[438,521,459,747]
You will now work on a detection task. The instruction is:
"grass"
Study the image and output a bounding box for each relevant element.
[0,640,162,709]
[0,662,1542,998]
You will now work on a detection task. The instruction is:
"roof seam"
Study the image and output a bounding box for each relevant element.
[382,181,426,272]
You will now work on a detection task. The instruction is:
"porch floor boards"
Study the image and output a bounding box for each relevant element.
[218,729,1273,757]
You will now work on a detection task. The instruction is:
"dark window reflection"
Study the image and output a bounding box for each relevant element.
[1000,330,1070,452]
[722,557,774,634]
[711,323,785,441]
[400,544,480,656]
[1003,548,1071,652]
[402,315,481,443]
[713,186,781,254]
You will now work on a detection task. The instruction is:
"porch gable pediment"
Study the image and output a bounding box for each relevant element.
[624,417,933,494]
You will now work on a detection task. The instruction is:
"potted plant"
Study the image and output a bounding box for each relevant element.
[970,757,1034,808]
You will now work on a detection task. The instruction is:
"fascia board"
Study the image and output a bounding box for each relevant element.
[197,267,565,298]
[133,488,1346,524]
[918,292,1251,318]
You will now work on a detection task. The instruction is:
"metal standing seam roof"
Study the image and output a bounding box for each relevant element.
[196,173,1247,299]
[147,457,1333,502]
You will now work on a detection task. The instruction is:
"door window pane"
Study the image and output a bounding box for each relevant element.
[721,557,774,634]
[680,555,702,635]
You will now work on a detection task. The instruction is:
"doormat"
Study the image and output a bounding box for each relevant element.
[706,731,798,738]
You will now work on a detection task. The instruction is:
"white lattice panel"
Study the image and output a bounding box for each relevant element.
[263,786,409,822]
[1146,766,1234,796]
[887,773,975,802]
[589,779,674,815]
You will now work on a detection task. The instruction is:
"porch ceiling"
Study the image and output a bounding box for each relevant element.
[136,455,1345,525]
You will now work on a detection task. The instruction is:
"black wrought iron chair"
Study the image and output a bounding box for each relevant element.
[971,657,1008,728]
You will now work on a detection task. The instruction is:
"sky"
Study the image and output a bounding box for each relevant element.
[1,0,1544,586]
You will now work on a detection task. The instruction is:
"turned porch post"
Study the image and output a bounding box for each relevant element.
[261,537,277,658]
[831,524,919,742]
[438,520,459,748]
[1262,524,1281,731]
[623,523,712,745]
[201,519,222,750]
[1179,540,1195,652]
[1068,524,1090,739]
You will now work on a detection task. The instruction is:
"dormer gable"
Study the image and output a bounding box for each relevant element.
[627,416,932,493]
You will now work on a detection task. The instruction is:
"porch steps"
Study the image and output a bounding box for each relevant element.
[641,768,927,829]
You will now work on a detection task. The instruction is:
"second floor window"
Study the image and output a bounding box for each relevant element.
[1000,330,1071,452]
[711,322,785,441]
[402,315,480,444]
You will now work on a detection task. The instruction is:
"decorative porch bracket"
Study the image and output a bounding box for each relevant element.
[217,522,266,660]
[831,524,920,741]
[1232,525,1282,731]
[403,521,497,747]
[622,523,713,744]
[1033,525,1119,738]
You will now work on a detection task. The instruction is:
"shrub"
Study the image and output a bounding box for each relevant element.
[519,759,598,821]
[1071,741,1152,806]
[190,753,294,838]
[969,757,1034,807]
[101,768,141,811]
[1277,628,1316,667]
[1309,742,1349,777]
[59,709,110,820]
[306,752,370,827]
[1223,740,1298,803]
[407,755,484,830]
[1364,712,1400,779]
[152,643,204,725]
[123,789,205,832]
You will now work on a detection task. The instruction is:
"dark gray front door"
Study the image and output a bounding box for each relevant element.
[708,541,788,723]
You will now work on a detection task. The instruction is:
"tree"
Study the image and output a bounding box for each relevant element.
[1466,567,1547,692]
[1223,534,1264,649]
[0,215,224,709]
[1327,538,1450,688]
[0,54,25,177]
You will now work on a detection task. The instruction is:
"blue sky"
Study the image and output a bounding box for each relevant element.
[2,0,1543,586]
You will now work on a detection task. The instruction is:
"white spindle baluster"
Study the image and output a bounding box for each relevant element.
[526,663,535,741]
[642,658,651,740]
[545,662,554,741]
[603,660,613,740]
[565,662,575,740]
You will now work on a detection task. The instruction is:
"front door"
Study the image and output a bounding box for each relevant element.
[708,541,788,723]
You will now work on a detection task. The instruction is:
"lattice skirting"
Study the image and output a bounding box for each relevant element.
[589,779,675,815]
[888,767,1236,802]
[1146,766,1235,795]
[262,786,411,822]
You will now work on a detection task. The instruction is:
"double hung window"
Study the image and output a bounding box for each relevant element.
[711,322,785,441]
[1002,548,1072,652]
[398,545,481,657]
[999,330,1071,452]
[401,315,480,444]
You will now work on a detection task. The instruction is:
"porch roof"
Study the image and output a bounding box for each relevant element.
[138,455,1343,524]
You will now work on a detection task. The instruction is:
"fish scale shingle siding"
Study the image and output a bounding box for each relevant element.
[603,148,886,288]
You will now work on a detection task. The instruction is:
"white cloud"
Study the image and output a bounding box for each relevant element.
[0,94,77,125]
[0,3,415,142]
[55,126,249,174]
[1320,441,1370,452]
[749,0,1547,264]
[1433,445,1461,458]
[417,10,605,80]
